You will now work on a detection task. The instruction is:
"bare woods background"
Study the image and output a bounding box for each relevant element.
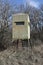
[0,0,43,50]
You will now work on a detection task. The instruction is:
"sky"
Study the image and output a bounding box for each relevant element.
[8,0,43,8]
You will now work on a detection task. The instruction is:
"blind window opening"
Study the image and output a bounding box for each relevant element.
[15,21,24,25]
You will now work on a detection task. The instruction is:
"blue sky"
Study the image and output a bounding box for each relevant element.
[8,0,43,8]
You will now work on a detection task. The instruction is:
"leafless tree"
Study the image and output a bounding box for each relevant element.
[0,0,13,50]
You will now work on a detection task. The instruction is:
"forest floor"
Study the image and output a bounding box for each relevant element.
[0,43,43,65]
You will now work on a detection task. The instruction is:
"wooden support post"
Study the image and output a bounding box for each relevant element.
[18,39,22,50]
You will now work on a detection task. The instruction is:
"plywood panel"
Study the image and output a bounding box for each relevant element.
[12,13,30,40]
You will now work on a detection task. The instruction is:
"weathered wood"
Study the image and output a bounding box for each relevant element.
[12,13,30,40]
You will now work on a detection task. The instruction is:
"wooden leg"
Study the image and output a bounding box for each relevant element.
[18,39,22,50]
[29,39,32,49]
